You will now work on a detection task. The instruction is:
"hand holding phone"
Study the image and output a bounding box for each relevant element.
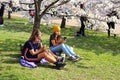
[63,37,67,40]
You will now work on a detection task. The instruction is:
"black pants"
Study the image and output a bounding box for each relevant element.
[107,22,116,38]
[79,25,85,36]
[0,17,3,25]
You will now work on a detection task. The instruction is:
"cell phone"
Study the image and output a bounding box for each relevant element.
[63,37,67,40]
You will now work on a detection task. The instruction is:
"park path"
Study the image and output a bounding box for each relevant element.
[6,12,120,35]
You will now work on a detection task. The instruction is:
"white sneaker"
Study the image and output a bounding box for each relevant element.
[0,24,4,27]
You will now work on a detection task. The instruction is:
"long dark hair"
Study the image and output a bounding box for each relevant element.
[29,29,41,43]
[53,32,61,41]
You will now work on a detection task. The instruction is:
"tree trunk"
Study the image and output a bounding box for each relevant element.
[60,16,66,28]
[8,11,11,19]
[33,0,41,30]
[33,16,41,30]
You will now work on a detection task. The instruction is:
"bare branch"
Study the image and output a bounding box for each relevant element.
[111,0,120,4]
[40,0,59,17]
[51,0,71,8]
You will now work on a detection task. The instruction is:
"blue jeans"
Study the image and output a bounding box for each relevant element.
[50,44,76,57]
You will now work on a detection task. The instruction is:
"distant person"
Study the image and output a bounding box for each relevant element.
[49,25,81,62]
[22,29,66,69]
[29,10,34,18]
[107,11,119,38]
[75,16,89,37]
[0,3,5,26]
[29,9,34,23]
[107,21,115,38]
[60,16,66,28]
[74,3,89,37]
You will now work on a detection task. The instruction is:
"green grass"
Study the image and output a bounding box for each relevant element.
[0,16,120,80]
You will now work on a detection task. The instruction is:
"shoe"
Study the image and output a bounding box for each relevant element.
[57,56,64,62]
[114,34,116,39]
[55,62,66,69]
[68,56,78,62]
[0,24,4,27]
[75,55,80,60]
[75,55,83,60]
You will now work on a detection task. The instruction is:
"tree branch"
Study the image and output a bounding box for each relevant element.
[51,0,71,8]
[40,0,59,17]
[111,0,120,4]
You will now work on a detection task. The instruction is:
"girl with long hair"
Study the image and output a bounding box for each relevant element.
[22,29,66,69]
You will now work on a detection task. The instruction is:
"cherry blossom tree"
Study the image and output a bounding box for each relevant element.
[2,0,120,32]
[51,0,120,25]
[53,0,120,36]
[33,0,71,30]
[19,0,71,30]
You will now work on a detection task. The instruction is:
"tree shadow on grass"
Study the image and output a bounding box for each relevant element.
[77,65,93,69]
[0,17,33,34]
[74,61,94,69]
[2,22,32,33]
[1,53,21,64]
[38,64,68,70]
[67,32,120,56]
[1,74,19,80]
[1,39,23,64]
[2,21,52,35]
[0,39,24,51]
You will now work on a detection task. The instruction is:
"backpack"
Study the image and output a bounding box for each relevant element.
[20,44,24,56]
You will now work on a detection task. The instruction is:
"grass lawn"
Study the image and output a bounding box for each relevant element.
[0,16,120,80]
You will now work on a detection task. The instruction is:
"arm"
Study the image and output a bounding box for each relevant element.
[57,38,66,44]
[51,39,59,47]
[50,34,66,47]
[28,41,45,55]
[29,49,42,55]
[51,38,66,47]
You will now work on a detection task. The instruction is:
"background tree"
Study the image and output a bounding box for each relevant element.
[8,0,13,19]
[33,0,71,30]
[62,0,120,34]
[19,0,120,31]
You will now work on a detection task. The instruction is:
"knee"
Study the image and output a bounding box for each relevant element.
[60,43,65,47]
[58,44,66,49]
[39,52,46,57]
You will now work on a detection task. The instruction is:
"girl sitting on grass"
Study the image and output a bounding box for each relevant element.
[22,29,66,69]
[49,25,81,62]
